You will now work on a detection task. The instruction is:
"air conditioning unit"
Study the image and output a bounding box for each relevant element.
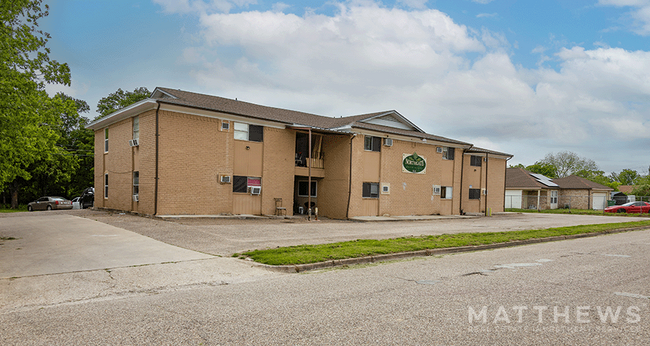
[433,185,441,195]
[482,189,488,195]
[220,175,231,184]
[128,139,139,147]
[133,194,139,202]
[436,147,443,153]
[384,138,393,146]
[483,157,487,162]
[250,186,262,195]
[221,121,230,131]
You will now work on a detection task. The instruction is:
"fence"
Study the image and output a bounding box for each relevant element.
[505,194,650,211]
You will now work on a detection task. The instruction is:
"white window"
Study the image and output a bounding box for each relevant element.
[234,122,248,140]
[104,128,109,153]
[133,116,139,140]
[441,186,453,199]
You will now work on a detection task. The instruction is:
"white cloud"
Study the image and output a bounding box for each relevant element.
[163,1,650,172]
[598,0,650,35]
[397,0,428,9]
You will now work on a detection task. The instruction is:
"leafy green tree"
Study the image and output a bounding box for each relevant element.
[575,169,619,190]
[95,87,150,119]
[631,184,650,197]
[0,0,74,207]
[525,162,558,179]
[539,151,598,178]
[610,169,641,185]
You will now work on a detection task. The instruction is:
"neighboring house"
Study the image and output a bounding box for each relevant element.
[87,87,513,218]
[506,168,613,210]
[553,175,613,210]
[505,167,559,210]
[618,185,635,194]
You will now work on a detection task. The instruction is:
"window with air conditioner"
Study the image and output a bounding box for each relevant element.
[233,176,262,194]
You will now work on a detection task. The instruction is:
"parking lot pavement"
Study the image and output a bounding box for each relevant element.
[63,209,650,256]
[0,212,213,278]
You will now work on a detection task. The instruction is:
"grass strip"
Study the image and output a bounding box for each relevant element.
[239,220,650,265]
[506,208,650,216]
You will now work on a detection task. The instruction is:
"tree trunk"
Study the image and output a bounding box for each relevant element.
[10,182,19,209]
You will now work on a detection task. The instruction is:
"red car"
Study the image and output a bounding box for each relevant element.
[604,201,650,214]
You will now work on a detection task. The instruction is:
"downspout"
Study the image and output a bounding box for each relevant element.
[504,156,512,211]
[459,145,472,216]
[308,128,312,221]
[485,152,489,216]
[154,102,161,216]
[345,134,356,219]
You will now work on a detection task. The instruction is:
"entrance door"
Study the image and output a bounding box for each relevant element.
[550,190,558,209]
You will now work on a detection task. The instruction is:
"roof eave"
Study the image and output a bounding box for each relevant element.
[87,99,159,130]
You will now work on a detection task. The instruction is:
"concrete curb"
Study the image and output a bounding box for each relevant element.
[251,226,649,273]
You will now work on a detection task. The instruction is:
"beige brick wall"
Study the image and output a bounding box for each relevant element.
[559,189,590,209]
[319,134,353,219]
[261,128,296,216]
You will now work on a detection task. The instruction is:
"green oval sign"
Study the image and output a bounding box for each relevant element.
[403,152,426,173]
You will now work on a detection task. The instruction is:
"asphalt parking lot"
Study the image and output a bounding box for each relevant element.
[61,209,650,256]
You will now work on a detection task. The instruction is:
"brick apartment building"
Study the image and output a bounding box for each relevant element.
[87,88,513,218]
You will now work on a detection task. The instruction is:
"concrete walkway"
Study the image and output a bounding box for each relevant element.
[0,213,214,278]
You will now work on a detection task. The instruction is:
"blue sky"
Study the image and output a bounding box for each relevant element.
[42,0,650,174]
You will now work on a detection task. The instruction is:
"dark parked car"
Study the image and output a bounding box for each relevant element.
[27,196,73,211]
[604,201,650,214]
[80,187,94,209]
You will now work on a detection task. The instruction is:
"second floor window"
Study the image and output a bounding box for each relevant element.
[104,128,109,152]
[234,123,263,142]
[133,116,139,140]
[470,155,482,166]
[364,136,381,152]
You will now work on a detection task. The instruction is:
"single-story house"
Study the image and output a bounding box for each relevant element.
[87,87,513,218]
[506,168,613,210]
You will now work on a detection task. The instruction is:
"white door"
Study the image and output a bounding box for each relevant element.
[505,190,522,209]
[550,190,558,209]
[592,193,607,210]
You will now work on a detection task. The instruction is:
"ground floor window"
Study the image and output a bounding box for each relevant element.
[104,173,108,198]
[441,186,453,199]
[469,188,480,200]
[133,171,139,196]
[233,176,261,193]
[362,182,379,198]
[298,181,317,197]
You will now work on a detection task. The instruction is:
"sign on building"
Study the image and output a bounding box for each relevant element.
[402,152,427,174]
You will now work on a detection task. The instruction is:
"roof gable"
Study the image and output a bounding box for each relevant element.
[357,111,423,132]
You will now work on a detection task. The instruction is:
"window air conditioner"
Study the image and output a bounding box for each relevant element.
[222,121,230,131]
[129,139,139,147]
[482,189,488,195]
[220,175,231,184]
[384,138,393,146]
[250,186,262,195]
[433,185,441,195]
[436,147,443,153]
[133,194,139,202]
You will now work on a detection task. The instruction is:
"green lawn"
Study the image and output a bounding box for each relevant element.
[237,220,650,265]
[0,205,27,213]
[505,208,650,217]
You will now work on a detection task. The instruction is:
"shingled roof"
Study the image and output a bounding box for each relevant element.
[506,167,553,189]
[153,88,471,146]
[553,175,613,191]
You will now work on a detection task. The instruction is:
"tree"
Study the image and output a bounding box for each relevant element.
[525,162,558,179]
[539,151,598,178]
[95,87,150,119]
[0,0,74,207]
[610,169,641,185]
[575,169,619,190]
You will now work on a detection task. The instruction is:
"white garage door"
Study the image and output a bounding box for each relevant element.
[505,190,522,209]
[592,193,607,210]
